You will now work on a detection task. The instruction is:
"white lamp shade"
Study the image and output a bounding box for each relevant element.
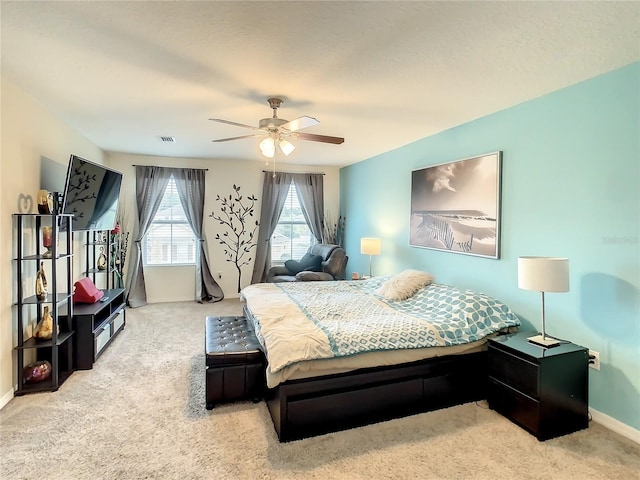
[361,237,381,256]
[518,257,569,292]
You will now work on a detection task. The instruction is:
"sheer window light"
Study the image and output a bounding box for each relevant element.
[144,176,196,265]
[271,181,314,264]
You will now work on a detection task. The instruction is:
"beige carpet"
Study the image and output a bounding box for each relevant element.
[1,299,638,480]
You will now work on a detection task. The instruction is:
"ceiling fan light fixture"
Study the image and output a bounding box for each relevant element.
[279,138,295,156]
[259,137,275,158]
[210,97,344,157]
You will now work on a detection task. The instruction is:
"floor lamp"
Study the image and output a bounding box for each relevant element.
[518,256,569,348]
[360,237,381,277]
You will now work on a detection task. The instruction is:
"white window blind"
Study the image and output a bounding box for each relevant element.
[144,176,196,265]
[271,182,315,264]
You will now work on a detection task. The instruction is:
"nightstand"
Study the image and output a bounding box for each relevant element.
[487,331,589,441]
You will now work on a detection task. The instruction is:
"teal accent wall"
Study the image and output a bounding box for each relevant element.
[340,63,640,430]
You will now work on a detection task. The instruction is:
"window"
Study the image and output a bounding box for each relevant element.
[144,176,196,265]
[271,182,315,264]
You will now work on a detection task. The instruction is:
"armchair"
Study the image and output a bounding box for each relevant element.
[267,244,348,282]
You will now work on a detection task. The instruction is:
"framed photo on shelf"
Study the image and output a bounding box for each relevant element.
[410,151,502,259]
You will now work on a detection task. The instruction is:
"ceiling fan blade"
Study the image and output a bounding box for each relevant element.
[212,133,266,143]
[280,116,319,132]
[295,132,345,145]
[209,118,260,130]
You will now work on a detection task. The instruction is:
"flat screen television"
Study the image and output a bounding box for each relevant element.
[62,155,123,231]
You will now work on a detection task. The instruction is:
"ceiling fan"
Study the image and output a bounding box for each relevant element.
[209,97,344,158]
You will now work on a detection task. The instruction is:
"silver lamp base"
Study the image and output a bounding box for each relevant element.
[527,334,561,348]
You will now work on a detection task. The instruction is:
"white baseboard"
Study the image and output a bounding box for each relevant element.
[590,408,640,444]
[0,388,14,410]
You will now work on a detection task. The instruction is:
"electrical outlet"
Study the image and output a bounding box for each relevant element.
[589,350,600,370]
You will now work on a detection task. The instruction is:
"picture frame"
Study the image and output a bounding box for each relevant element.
[410,151,502,259]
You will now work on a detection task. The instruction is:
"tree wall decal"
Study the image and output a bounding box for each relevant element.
[209,184,259,293]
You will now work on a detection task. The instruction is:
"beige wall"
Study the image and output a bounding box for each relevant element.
[0,77,341,407]
[0,76,105,407]
[107,153,340,302]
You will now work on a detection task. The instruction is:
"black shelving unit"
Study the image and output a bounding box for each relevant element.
[72,288,126,370]
[84,230,123,289]
[13,213,74,395]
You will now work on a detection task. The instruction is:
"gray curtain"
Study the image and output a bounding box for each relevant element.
[126,166,172,308]
[172,168,224,303]
[292,173,324,243]
[250,171,293,284]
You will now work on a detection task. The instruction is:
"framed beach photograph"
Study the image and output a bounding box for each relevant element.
[410,151,502,259]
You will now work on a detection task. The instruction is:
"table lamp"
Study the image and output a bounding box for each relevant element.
[360,237,381,277]
[518,256,569,347]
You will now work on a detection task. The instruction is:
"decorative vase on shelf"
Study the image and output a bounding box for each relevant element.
[35,262,48,300]
[37,189,53,214]
[97,246,107,270]
[34,305,57,341]
[41,226,53,258]
[24,360,52,384]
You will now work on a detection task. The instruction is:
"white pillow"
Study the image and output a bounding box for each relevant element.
[376,270,434,301]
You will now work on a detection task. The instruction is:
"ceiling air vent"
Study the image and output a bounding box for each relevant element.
[159,136,175,143]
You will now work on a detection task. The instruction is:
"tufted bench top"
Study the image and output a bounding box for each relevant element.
[205,316,264,367]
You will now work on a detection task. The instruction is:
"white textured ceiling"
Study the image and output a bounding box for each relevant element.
[2,1,639,167]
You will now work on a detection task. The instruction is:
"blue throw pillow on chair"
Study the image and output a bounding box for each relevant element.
[285,253,322,275]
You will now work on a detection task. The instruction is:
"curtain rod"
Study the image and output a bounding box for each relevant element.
[131,165,209,171]
[262,170,325,175]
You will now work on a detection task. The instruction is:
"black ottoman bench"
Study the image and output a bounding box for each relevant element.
[205,315,265,410]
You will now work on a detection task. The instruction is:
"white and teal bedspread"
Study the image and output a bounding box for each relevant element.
[241,278,520,386]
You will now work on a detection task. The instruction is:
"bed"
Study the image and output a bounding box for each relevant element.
[241,271,520,441]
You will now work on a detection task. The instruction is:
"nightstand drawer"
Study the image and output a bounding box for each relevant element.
[488,378,540,436]
[488,346,539,398]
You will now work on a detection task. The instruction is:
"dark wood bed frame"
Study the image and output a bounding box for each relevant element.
[264,350,488,442]
[244,304,489,442]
